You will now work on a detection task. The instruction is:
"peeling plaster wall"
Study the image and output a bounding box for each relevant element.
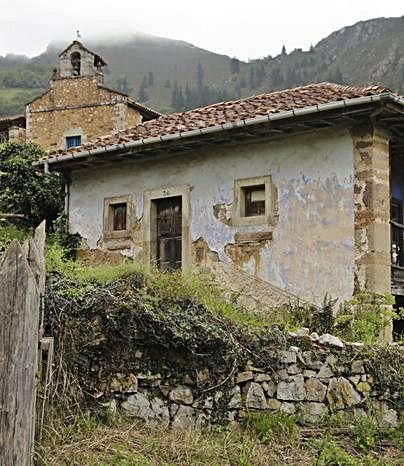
[69,128,355,304]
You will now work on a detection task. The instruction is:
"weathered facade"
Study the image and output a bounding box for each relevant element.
[68,128,355,305]
[21,41,159,151]
[39,82,404,337]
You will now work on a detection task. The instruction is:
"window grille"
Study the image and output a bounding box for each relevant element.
[66,135,81,148]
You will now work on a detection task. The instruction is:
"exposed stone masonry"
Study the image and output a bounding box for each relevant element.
[101,330,401,430]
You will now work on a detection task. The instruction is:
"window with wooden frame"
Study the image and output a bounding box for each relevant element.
[103,195,133,239]
[233,175,276,226]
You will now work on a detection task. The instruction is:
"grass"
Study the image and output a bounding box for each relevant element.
[35,413,403,466]
[45,241,272,330]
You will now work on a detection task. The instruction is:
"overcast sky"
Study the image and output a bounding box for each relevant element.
[1,1,403,60]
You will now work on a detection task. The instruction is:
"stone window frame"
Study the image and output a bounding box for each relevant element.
[143,185,191,271]
[103,194,134,240]
[62,127,86,150]
[233,175,276,226]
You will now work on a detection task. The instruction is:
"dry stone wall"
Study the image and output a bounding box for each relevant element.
[100,330,402,430]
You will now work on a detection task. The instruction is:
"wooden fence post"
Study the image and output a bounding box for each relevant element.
[0,222,45,466]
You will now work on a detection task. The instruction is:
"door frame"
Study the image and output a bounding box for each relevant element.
[143,185,191,271]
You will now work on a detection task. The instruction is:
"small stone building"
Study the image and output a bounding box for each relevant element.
[24,41,159,151]
[0,114,26,143]
[40,82,404,336]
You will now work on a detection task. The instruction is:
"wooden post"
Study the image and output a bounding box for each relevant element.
[0,222,45,466]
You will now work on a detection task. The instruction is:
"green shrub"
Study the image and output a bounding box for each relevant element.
[352,415,378,452]
[309,435,357,465]
[334,293,398,343]
[0,222,31,253]
[0,141,63,228]
[243,411,296,443]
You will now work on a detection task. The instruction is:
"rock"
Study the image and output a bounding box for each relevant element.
[171,405,195,429]
[246,382,267,410]
[228,386,242,409]
[300,402,328,425]
[288,364,301,375]
[380,403,398,428]
[169,403,179,417]
[263,381,277,397]
[134,350,142,358]
[356,382,371,394]
[197,368,210,382]
[296,327,310,337]
[280,402,295,414]
[121,393,153,421]
[317,364,333,380]
[326,354,338,367]
[302,351,323,370]
[267,399,281,410]
[150,397,170,427]
[351,360,365,374]
[110,374,124,392]
[195,413,210,430]
[169,386,193,405]
[214,391,223,403]
[360,374,367,382]
[349,375,361,386]
[318,334,344,348]
[203,397,214,410]
[280,350,297,364]
[277,375,306,401]
[327,377,361,409]
[101,399,117,416]
[125,374,138,393]
[310,332,319,341]
[305,378,327,402]
[303,370,317,378]
[236,371,253,384]
[277,369,289,380]
[254,373,271,382]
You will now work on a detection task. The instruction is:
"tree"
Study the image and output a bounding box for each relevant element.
[196,61,204,88]
[281,44,287,56]
[148,71,154,87]
[249,67,256,88]
[138,76,149,102]
[230,57,240,74]
[116,75,132,94]
[0,141,63,228]
[171,81,185,111]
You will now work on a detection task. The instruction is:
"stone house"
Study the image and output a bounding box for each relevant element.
[0,114,26,143]
[7,41,159,151]
[39,82,404,336]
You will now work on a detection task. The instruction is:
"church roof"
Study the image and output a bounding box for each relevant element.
[58,40,107,66]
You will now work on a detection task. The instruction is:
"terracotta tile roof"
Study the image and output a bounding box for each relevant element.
[49,82,389,159]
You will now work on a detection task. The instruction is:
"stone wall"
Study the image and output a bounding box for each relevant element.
[26,76,141,150]
[100,331,401,430]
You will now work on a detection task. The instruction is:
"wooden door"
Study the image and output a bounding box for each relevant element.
[156,196,182,270]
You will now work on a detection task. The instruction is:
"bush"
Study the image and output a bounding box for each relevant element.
[352,415,378,452]
[0,222,31,253]
[334,293,398,343]
[309,435,357,466]
[0,141,63,228]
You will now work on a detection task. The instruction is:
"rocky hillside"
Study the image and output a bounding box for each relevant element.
[1,16,404,116]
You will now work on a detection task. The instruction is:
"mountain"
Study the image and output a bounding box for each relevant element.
[1,17,404,117]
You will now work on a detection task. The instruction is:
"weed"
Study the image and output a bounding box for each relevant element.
[243,411,297,444]
[352,415,378,453]
[309,435,357,465]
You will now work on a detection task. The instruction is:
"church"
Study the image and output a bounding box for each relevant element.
[0,40,160,150]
